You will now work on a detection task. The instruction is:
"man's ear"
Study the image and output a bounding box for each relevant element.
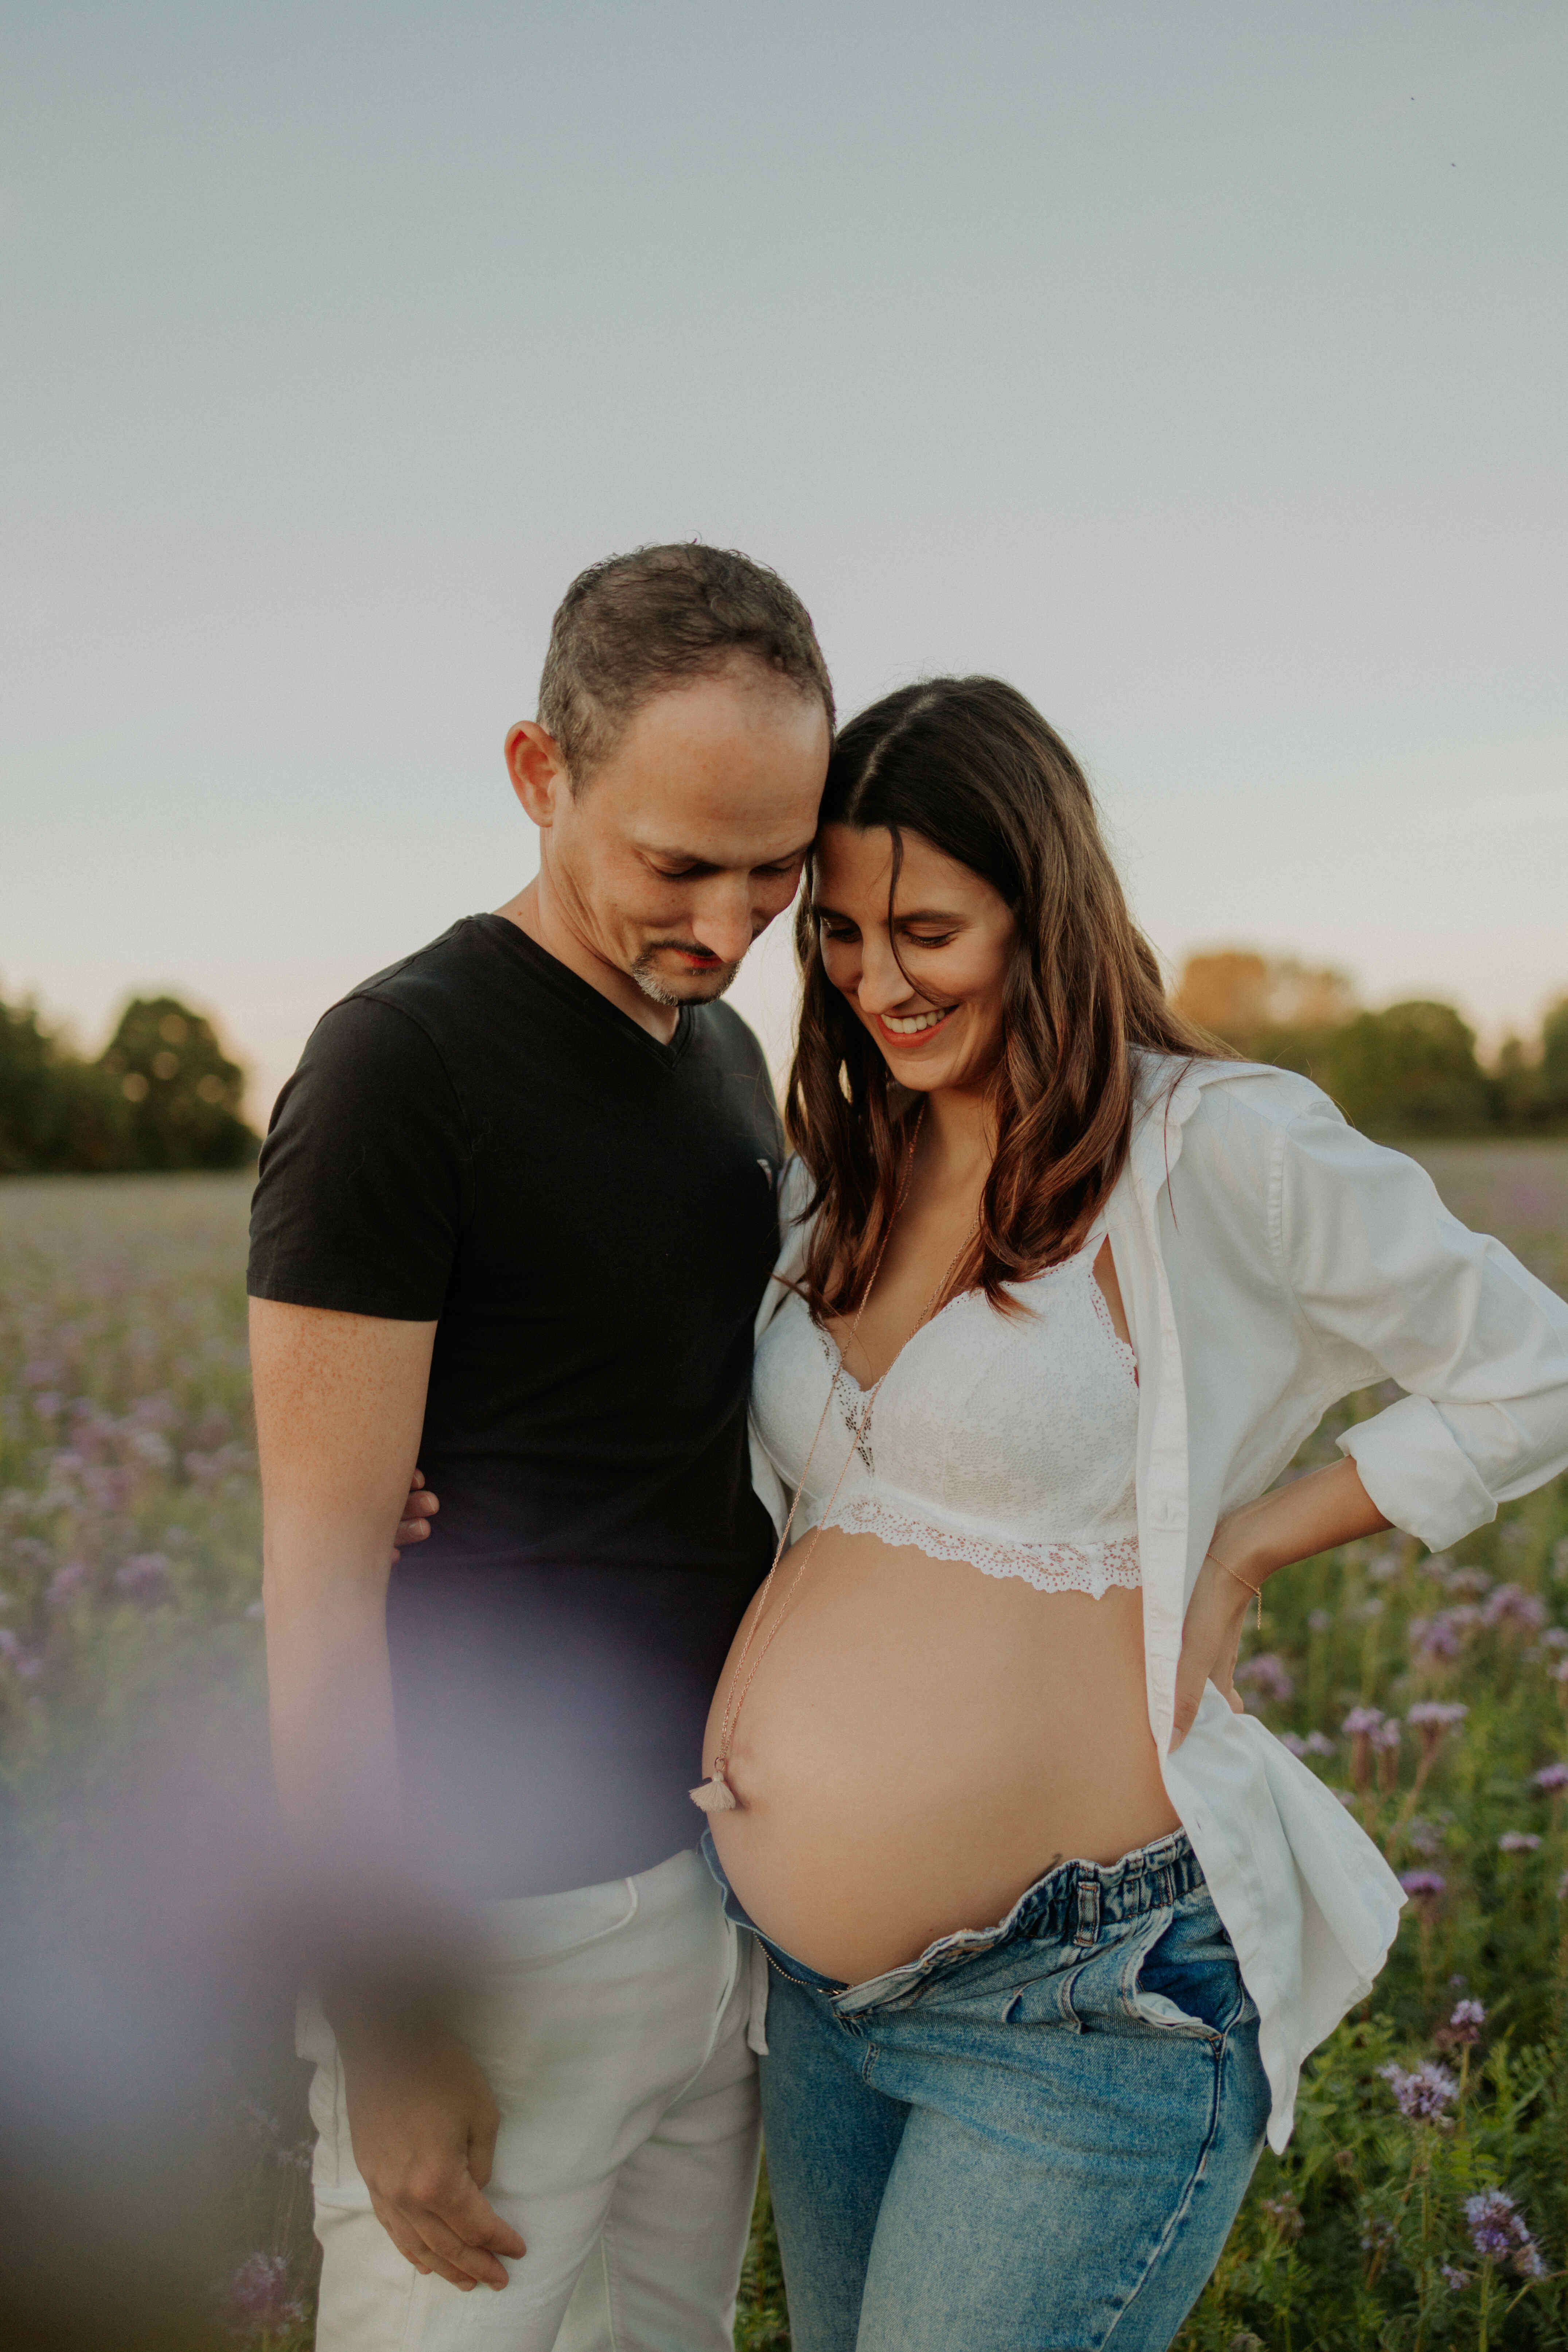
[505,721,571,827]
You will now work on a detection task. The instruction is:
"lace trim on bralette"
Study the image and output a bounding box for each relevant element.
[817,1494,1142,1598]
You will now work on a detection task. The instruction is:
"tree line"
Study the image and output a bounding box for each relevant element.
[1175,952,1568,1137]
[4,956,1566,1175]
[0,992,259,1175]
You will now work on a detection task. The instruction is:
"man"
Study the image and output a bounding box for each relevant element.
[248,544,833,2350]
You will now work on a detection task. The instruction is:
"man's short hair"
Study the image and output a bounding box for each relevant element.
[538,543,834,784]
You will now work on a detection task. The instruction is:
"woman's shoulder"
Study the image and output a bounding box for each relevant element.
[1126,1050,1367,1227]
[1133,1049,1343,1145]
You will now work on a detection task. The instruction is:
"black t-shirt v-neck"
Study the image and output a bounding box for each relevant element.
[248,914,783,1894]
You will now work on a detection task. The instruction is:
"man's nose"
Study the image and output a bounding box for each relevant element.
[689,876,756,967]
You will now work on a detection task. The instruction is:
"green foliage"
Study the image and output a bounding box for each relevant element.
[1178,954,1568,1138]
[1543,1002,1568,1120]
[1325,1002,1495,1138]
[0,989,257,1174]
[0,997,131,1173]
[99,996,256,1171]
[1242,1003,1495,1139]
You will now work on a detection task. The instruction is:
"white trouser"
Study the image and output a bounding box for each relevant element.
[299,1847,761,2352]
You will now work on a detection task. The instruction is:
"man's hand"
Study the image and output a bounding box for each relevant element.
[391,1466,439,1560]
[340,2021,526,2290]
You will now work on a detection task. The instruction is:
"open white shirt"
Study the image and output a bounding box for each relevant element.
[748,1054,1568,2149]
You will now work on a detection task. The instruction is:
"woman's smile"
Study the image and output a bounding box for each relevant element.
[877,1004,957,1043]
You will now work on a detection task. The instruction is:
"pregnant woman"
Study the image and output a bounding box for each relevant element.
[401,674,1568,2348]
[690,677,1568,2349]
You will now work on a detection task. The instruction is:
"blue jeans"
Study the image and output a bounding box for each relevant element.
[705,1830,1269,2351]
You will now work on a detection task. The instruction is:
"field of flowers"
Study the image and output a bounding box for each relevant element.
[2,1144,1567,2351]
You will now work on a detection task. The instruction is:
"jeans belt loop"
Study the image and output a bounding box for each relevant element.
[1074,1875,1101,1948]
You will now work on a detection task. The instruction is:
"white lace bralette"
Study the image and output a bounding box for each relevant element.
[751,1224,1141,1599]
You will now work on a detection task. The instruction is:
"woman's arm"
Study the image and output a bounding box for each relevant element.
[1170,1457,1389,1747]
[1174,1096,1568,1749]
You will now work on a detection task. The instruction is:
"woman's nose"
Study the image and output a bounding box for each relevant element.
[855,933,913,1012]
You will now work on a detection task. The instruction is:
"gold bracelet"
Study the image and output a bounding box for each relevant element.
[1207,1551,1263,1630]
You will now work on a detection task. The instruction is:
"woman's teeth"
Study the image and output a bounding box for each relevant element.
[882,1008,952,1036]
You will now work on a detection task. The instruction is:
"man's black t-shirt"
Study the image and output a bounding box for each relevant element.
[248,914,783,1894]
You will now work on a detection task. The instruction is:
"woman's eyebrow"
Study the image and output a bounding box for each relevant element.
[810,899,967,924]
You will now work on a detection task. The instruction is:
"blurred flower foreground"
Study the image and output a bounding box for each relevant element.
[2,1157,1567,2350]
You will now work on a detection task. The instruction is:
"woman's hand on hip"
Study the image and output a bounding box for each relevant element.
[1170,1548,1252,1750]
[1170,1461,1392,1750]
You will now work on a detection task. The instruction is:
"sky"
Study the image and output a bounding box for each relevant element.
[3,1,1565,1117]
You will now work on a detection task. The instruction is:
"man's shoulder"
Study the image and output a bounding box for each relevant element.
[308,917,516,1060]
[343,916,491,1018]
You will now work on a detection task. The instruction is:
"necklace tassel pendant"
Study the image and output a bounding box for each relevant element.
[689,1762,740,1814]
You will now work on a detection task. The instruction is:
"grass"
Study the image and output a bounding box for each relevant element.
[1,1148,1565,2348]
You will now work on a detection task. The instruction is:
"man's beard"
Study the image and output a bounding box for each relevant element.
[631,945,743,1007]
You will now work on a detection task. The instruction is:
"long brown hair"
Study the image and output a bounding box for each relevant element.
[785,676,1223,1318]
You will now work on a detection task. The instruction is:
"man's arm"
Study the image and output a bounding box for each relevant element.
[251,1298,526,2294]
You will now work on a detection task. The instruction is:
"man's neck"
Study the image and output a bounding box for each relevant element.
[493,876,680,1043]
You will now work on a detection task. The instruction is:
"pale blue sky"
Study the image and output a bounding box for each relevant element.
[3,2,1564,1112]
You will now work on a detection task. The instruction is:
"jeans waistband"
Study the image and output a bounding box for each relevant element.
[701,1827,1205,2007]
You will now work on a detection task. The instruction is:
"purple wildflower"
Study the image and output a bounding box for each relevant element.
[113,1552,171,1605]
[1448,1997,1486,2042]
[1464,2189,1543,2277]
[1379,2060,1457,2120]
[1236,1652,1295,1704]
[1444,1566,1493,1598]
[0,1628,45,1680]
[1552,1659,1568,1686]
[1399,1869,1446,1907]
[1261,2190,1304,2239]
[1483,1583,1547,1636]
[1409,1607,1483,1664]
[1532,1761,1568,1793]
[1407,1699,1467,1731]
[223,2252,305,2339]
[1498,1831,1541,1853]
[1466,2190,1524,2259]
[1440,2263,1469,2291]
[1345,1707,1384,1793]
[45,1561,90,1609]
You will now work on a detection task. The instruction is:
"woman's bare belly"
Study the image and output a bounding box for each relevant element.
[705,1528,1180,1984]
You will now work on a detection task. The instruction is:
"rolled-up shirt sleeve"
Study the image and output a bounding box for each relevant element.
[1276,1104,1568,1550]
